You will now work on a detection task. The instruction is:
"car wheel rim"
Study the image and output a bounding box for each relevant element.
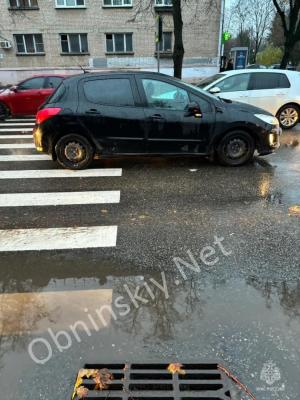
[225,138,248,160]
[64,141,86,163]
[279,108,298,127]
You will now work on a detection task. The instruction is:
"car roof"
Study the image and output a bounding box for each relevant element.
[62,70,172,84]
[220,69,299,76]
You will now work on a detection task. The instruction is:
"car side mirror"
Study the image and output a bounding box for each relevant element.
[185,102,202,118]
[10,85,18,92]
[209,87,221,94]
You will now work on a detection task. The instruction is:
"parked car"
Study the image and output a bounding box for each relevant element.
[33,71,281,170]
[247,64,267,69]
[197,69,300,129]
[269,64,296,71]
[0,75,65,119]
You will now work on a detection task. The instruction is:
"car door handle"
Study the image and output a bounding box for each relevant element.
[86,109,101,115]
[150,114,165,121]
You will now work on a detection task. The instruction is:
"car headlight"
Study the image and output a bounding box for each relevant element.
[255,114,279,125]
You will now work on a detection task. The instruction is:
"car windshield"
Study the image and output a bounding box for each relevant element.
[197,73,226,88]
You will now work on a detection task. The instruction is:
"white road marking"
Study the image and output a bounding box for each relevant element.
[0,143,34,149]
[0,168,122,179]
[0,154,50,161]
[0,135,32,139]
[0,129,33,133]
[0,225,118,251]
[6,119,35,122]
[0,191,120,207]
[0,123,34,126]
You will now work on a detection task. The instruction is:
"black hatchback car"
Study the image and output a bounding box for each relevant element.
[33,71,281,169]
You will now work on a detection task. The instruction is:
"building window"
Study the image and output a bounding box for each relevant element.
[103,0,132,6]
[55,0,85,8]
[157,32,172,52]
[14,34,44,54]
[106,33,133,54]
[155,0,172,6]
[9,0,38,9]
[60,33,88,54]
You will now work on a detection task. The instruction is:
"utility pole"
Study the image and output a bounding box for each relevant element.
[156,15,163,73]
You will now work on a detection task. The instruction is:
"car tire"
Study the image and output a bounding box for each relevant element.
[0,102,9,120]
[277,104,300,130]
[216,130,255,167]
[55,134,95,170]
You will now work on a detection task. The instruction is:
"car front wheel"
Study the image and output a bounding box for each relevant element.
[216,131,255,167]
[55,134,94,170]
[277,104,300,129]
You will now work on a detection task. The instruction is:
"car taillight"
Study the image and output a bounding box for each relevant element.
[36,107,62,125]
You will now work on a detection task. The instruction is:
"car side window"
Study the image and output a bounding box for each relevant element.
[18,77,45,90]
[249,73,291,90]
[46,77,64,89]
[83,78,135,106]
[213,73,251,92]
[142,79,190,111]
[190,94,212,113]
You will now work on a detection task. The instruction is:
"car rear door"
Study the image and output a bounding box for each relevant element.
[136,76,215,154]
[77,75,145,153]
[247,72,291,115]
[12,76,46,115]
[208,73,251,104]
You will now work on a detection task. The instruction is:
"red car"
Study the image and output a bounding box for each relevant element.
[0,75,65,119]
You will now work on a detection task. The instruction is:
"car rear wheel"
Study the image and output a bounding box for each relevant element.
[277,104,300,129]
[55,134,94,170]
[0,102,9,120]
[216,131,255,167]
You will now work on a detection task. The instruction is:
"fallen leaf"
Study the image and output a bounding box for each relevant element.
[288,205,300,217]
[167,363,186,375]
[76,386,89,399]
[94,368,113,390]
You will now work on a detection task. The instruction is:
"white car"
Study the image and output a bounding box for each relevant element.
[197,69,300,129]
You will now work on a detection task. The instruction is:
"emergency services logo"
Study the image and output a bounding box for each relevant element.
[260,360,281,386]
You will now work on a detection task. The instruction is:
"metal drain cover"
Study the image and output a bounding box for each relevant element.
[72,362,232,399]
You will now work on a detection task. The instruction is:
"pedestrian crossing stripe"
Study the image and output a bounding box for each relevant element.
[0,168,122,179]
[0,155,51,161]
[0,123,35,126]
[0,143,34,149]
[0,226,118,251]
[0,135,33,139]
[6,119,35,122]
[0,128,33,132]
[0,191,120,207]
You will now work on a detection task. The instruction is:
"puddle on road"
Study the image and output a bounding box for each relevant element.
[0,270,299,399]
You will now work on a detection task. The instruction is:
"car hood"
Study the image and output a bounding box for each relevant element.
[219,97,273,116]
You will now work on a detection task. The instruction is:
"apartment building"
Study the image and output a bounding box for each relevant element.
[0,0,222,69]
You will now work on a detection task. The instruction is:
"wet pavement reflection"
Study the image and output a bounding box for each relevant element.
[0,127,300,399]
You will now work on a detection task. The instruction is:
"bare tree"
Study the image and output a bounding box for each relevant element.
[230,0,274,62]
[272,0,300,68]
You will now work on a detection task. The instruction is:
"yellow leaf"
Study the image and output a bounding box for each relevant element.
[167,363,186,375]
[289,205,300,217]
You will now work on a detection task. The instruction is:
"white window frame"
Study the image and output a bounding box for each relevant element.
[155,0,172,6]
[9,0,38,8]
[60,33,88,53]
[15,34,44,54]
[106,33,133,53]
[55,0,86,8]
[103,0,132,7]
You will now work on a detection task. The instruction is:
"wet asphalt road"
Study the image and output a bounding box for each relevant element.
[0,123,300,400]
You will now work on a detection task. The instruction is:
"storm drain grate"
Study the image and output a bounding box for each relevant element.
[72,363,231,399]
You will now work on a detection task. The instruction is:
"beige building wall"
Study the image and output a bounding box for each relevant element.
[0,0,222,68]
